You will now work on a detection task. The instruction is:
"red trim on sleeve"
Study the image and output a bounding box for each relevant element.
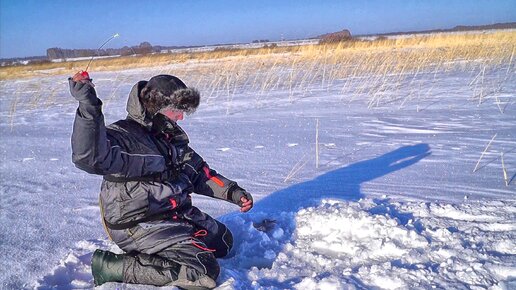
[203,166,212,178]
[203,166,225,187]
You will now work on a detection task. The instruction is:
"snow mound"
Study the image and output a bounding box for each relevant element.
[218,199,516,289]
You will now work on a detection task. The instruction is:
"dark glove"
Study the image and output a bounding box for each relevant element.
[230,187,253,212]
[68,77,98,105]
[151,113,176,134]
[151,113,189,144]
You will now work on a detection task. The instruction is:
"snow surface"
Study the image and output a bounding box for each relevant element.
[0,55,515,289]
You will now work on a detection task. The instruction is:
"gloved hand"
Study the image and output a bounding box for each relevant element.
[151,113,176,134]
[71,70,94,85]
[231,187,253,212]
[68,72,98,104]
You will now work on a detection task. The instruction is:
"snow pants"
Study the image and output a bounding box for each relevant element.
[106,206,233,286]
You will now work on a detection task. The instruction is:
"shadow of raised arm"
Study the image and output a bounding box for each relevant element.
[255,144,431,213]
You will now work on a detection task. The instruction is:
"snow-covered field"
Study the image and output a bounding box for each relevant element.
[0,51,515,289]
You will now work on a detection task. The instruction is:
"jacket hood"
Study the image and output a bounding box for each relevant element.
[126,80,152,128]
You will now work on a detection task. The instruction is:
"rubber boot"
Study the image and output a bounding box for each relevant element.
[91,249,124,286]
[123,252,217,289]
[92,249,217,289]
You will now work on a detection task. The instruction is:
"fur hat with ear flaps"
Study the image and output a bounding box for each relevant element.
[139,75,200,116]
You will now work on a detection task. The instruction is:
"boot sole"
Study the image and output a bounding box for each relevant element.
[171,275,217,290]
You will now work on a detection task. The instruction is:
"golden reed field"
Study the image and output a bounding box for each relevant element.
[1,30,514,82]
[2,30,514,121]
[1,30,514,114]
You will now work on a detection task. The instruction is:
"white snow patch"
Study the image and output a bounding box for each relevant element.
[216,199,516,289]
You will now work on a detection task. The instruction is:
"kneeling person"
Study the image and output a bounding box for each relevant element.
[69,73,253,289]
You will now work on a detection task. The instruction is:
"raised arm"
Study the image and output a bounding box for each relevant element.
[69,75,165,176]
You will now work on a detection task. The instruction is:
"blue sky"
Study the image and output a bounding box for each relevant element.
[1,0,515,58]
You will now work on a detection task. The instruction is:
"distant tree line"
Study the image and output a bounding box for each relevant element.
[369,22,516,37]
[316,22,516,44]
[46,42,199,60]
[252,39,270,43]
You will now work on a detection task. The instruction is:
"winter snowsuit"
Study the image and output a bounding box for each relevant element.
[71,80,243,286]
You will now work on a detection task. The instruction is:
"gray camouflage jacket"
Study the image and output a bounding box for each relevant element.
[71,81,242,243]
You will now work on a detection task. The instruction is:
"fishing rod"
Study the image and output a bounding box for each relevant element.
[73,33,120,82]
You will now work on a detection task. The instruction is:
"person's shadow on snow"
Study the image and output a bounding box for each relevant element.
[255,143,431,213]
[220,143,431,283]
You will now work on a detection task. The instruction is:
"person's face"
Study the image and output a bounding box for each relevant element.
[160,108,184,121]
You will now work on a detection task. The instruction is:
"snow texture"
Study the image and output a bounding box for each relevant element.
[0,55,515,289]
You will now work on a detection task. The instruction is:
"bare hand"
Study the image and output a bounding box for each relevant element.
[240,196,253,212]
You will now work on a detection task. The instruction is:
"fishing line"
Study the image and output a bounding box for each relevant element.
[84,33,120,72]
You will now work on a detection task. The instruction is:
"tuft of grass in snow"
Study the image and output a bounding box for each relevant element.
[473,133,497,173]
[501,152,509,186]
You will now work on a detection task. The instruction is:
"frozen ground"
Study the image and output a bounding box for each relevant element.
[0,58,515,289]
